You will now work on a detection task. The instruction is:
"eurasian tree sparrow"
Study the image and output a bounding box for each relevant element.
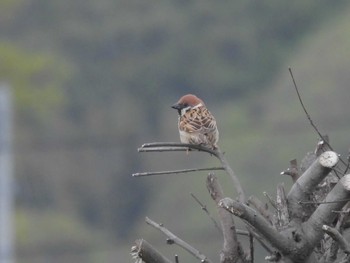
[172,94,219,150]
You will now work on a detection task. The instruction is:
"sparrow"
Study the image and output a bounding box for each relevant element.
[171,94,219,150]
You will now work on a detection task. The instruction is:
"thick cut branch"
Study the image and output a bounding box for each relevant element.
[206,173,242,263]
[287,151,339,221]
[219,197,294,255]
[303,174,350,248]
[131,239,173,263]
[145,217,213,263]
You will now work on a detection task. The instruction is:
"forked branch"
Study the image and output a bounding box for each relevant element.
[136,142,246,203]
[219,198,294,255]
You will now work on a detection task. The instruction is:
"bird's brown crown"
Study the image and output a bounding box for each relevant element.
[176,94,205,107]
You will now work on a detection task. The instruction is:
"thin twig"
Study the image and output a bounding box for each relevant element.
[245,226,274,254]
[145,217,213,263]
[190,193,221,233]
[298,199,350,205]
[216,147,246,203]
[249,232,254,263]
[336,204,350,230]
[332,210,350,214]
[236,229,250,236]
[263,192,277,210]
[289,68,346,167]
[132,167,224,177]
[138,147,188,152]
[248,196,273,225]
[140,142,218,156]
[289,68,327,147]
[280,159,299,183]
[333,167,346,175]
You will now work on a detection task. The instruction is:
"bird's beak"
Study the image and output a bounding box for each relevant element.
[171,103,181,110]
[171,103,183,115]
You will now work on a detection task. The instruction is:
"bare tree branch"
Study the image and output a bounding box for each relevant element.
[276,184,290,227]
[245,225,274,254]
[134,137,348,262]
[344,150,350,175]
[265,252,281,262]
[287,151,339,221]
[248,196,273,225]
[131,239,173,263]
[281,159,299,182]
[190,192,222,234]
[206,173,243,263]
[132,167,224,177]
[289,67,324,141]
[249,232,254,263]
[137,142,246,203]
[303,174,350,248]
[322,225,350,254]
[145,217,214,263]
[263,192,277,210]
[289,68,347,168]
[140,142,218,155]
[215,147,246,203]
[335,204,350,230]
[219,198,294,255]
[138,146,188,152]
[298,199,350,205]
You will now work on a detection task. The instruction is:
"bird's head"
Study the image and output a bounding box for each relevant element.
[171,94,205,116]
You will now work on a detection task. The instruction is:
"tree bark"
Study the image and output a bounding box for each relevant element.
[287,151,339,221]
[207,173,245,263]
[131,239,173,263]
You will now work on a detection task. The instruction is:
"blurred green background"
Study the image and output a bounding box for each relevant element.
[1,0,350,262]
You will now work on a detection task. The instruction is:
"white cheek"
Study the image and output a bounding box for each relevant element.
[180,106,191,116]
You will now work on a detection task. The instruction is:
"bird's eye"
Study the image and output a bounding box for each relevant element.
[183,103,188,107]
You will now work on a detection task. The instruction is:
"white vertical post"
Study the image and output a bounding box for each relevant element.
[0,85,14,263]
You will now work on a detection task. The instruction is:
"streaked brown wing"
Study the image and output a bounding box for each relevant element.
[179,107,216,134]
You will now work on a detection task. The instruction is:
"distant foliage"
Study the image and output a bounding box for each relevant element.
[0,0,349,260]
[0,43,69,122]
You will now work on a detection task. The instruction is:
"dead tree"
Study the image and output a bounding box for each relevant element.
[131,70,350,263]
[130,137,350,263]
